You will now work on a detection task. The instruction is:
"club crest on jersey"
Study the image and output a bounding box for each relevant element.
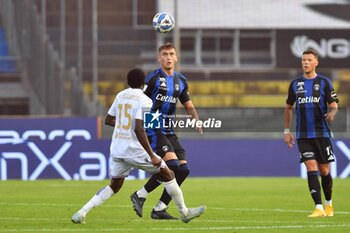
[175,84,180,91]
[313,84,320,91]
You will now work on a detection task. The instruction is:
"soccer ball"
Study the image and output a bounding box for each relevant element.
[152,12,175,33]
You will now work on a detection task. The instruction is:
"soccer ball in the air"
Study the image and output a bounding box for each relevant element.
[152,12,175,33]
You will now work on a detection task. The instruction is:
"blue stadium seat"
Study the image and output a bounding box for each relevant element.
[0,28,16,72]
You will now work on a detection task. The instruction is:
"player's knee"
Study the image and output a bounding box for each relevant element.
[165,159,180,172]
[178,163,190,178]
[320,171,330,177]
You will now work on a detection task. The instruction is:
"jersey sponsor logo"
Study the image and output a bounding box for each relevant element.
[302,151,315,158]
[298,96,320,104]
[291,35,350,59]
[296,82,307,93]
[158,77,167,90]
[156,93,177,103]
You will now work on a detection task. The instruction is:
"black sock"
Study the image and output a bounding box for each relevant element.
[159,162,190,206]
[321,173,333,201]
[144,174,163,193]
[144,160,179,193]
[307,171,322,205]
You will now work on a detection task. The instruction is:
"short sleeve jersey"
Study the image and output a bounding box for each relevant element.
[144,68,190,135]
[108,88,152,158]
[286,74,339,139]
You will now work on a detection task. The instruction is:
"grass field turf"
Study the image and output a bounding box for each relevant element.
[0,178,349,233]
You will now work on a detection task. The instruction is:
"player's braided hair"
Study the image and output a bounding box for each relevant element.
[127,68,145,88]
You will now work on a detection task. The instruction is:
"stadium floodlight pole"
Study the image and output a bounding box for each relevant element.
[92,0,99,104]
[173,0,181,72]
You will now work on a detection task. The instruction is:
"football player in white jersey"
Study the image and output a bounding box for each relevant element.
[71,68,206,224]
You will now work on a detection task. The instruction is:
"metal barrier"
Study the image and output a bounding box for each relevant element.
[0,0,101,116]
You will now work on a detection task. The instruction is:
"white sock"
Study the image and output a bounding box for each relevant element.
[163,178,188,217]
[325,200,332,206]
[154,201,167,211]
[136,187,149,199]
[315,204,324,211]
[79,185,114,217]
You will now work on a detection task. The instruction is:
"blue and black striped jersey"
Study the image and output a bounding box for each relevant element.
[144,68,190,135]
[286,74,339,139]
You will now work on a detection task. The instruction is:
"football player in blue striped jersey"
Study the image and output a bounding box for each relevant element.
[131,43,203,220]
[284,49,338,217]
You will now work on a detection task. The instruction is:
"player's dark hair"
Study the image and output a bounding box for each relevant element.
[127,68,145,88]
[158,42,176,53]
[303,49,318,59]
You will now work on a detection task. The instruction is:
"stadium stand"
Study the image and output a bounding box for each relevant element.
[0,16,29,115]
[0,0,349,115]
[0,28,16,72]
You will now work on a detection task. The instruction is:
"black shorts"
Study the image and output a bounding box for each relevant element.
[147,133,186,161]
[297,138,335,164]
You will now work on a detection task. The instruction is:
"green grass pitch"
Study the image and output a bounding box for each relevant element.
[0,178,349,232]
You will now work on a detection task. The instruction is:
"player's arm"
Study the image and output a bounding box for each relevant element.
[325,102,338,123]
[179,78,203,134]
[104,114,115,127]
[284,103,294,149]
[143,75,157,97]
[324,80,339,123]
[183,100,203,134]
[105,95,118,127]
[134,119,161,167]
[284,81,296,149]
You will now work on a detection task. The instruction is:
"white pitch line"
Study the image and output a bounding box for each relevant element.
[1,202,350,215]
[0,216,349,226]
[1,224,350,232]
[212,207,350,215]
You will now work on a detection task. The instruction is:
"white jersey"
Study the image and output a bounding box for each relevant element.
[108,88,152,158]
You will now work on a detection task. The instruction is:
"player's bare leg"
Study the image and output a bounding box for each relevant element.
[71,178,124,224]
